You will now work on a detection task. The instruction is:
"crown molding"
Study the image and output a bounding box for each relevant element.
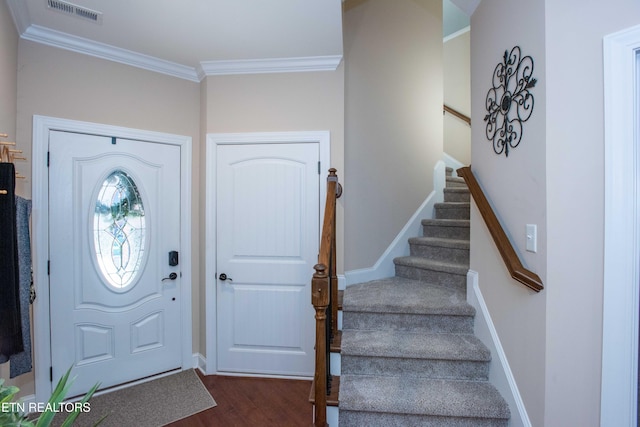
[443,25,470,43]
[198,55,343,77]
[20,25,201,82]
[7,3,342,82]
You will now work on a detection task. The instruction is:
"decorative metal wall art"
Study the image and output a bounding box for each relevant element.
[484,46,537,157]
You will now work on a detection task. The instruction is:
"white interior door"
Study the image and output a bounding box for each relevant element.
[216,142,319,376]
[49,130,182,396]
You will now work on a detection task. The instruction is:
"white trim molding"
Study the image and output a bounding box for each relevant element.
[443,25,470,43]
[32,116,193,402]
[7,11,342,83]
[467,270,531,427]
[204,131,331,375]
[601,23,640,427]
[21,25,201,82]
[5,1,343,83]
[345,161,446,285]
[197,55,343,79]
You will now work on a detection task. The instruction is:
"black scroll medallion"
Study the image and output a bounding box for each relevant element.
[484,46,537,157]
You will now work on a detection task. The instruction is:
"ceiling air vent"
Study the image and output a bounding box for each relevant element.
[46,0,103,24]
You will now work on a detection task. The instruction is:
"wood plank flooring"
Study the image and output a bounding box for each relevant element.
[166,372,312,427]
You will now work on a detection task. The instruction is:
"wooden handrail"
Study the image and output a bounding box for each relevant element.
[457,166,543,292]
[311,168,342,427]
[443,104,471,126]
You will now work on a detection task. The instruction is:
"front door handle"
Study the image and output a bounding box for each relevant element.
[162,272,178,281]
[218,273,232,282]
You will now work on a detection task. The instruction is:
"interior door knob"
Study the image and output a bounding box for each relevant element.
[218,273,232,282]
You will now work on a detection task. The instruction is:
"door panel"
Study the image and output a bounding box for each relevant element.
[216,143,319,376]
[49,131,181,396]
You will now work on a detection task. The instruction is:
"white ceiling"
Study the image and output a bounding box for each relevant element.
[6,0,344,81]
[5,0,476,82]
[443,0,470,38]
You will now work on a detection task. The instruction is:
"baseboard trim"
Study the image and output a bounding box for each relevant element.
[466,270,531,427]
[193,353,207,375]
[442,152,465,176]
[337,274,346,291]
[345,161,446,285]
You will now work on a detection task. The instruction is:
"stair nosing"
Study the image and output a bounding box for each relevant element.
[339,375,510,419]
[342,278,474,316]
[422,218,470,226]
[434,202,471,208]
[393,256,469,273]
[340,330,491,361]
[408,236,470,249]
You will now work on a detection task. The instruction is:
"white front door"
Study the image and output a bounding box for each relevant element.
[216,142,320,376]
[49,130,182,396]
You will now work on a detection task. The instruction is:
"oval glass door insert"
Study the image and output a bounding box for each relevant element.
[93,170,147,289]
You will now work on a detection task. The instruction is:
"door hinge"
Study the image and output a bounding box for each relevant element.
[49,366,53,382]
[46,151,50,167]
[47,260,50,275]
[318,161,321,175]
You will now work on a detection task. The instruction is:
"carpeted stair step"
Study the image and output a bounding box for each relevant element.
[446,176,467,188]
[339,375,510,427]
[394,256,468,292]
[444,186,470,202]
[435,202,471,220]
[409,236,470,264]
[341,329,491,381]
[343,278,474,334]
[446,166,454,177]
[335,167,511,426]
[422,218,470,240]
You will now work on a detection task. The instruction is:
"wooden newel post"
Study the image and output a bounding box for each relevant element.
[312,263,329,427]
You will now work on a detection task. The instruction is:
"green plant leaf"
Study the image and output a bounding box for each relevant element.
[34,367,75,427]
[2,366,103,427]
[0,384,20,404]
[59,381,102,427]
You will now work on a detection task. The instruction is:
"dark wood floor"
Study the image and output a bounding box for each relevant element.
[166,371,312,427]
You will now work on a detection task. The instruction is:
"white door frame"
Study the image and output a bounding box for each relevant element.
[602,24,640,427]
[32,115,193,401]
[205,131,330,375]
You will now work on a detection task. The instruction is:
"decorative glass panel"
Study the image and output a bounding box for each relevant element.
[93,171,146,289]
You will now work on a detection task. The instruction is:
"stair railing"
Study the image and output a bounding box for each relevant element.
[457,166,543,292]
[311,168,342,427]
[443,104,471,126]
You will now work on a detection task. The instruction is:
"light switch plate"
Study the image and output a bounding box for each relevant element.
[526,224,537,253]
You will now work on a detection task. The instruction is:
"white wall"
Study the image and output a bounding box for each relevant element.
[343,0,443,271]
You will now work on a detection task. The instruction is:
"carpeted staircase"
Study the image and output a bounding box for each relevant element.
[338,169,510,426]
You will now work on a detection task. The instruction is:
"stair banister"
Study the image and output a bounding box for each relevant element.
[311,168,342,427]
[443,104,471,126]
[456,166,544,292]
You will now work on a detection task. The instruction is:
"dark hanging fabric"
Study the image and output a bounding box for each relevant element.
[10,196,32,377]
[0,162,23,363]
